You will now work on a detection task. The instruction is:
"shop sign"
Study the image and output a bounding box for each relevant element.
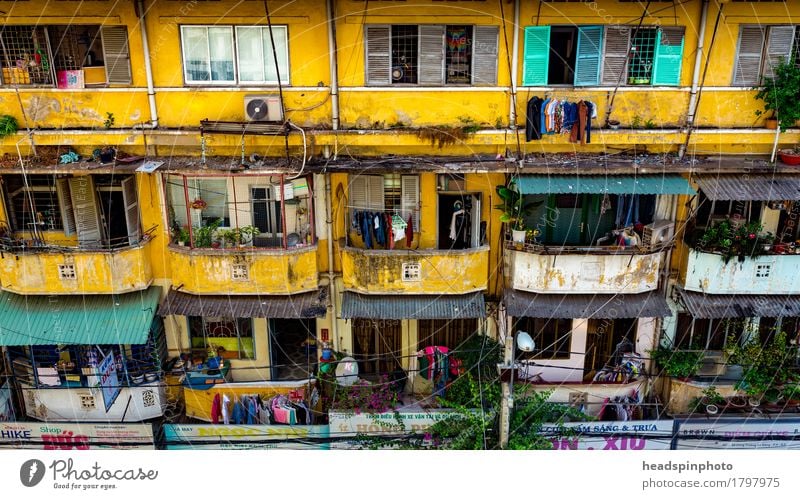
[676,419,800,450]
[540,420,673,451]
[0,422,153,449]
[328,410,462,437]
[162,424,329,450]
[98,351,121,412]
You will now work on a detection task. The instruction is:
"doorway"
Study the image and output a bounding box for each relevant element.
[585,318,638,377]
[437,193,482,250]
[269,319,317,380]
[97,190,127,247]
[417,319,478,350]
[352,318,402,377]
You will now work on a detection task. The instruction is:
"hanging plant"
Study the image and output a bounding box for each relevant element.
[190,198,208,210]
[0,115,19,139]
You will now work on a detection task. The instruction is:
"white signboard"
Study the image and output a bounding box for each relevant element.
[98,351,120,412]
[676,419,800,450]
[540,420,674,451]
[162,424,328,450]
[0,422,153,449]
[328,410,461,437]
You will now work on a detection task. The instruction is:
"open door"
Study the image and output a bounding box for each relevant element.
[121,176,141,245]
[68,176,104,248]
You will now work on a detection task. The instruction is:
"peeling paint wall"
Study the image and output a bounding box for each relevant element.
[683,248,800,295]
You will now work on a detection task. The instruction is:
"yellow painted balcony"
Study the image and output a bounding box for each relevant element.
[168,244,319,295]
[0,240,153,295]
[340,243,489,294]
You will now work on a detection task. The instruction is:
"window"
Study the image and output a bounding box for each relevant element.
[522,25,685,87]
[515,317,573,360]
[365,24,499,86]
[733,25,798,86]
[674,314,747,351]
[251,187,282,237]
[418,318,478,350]
[0,25,131,86]
[3,175,64,231]
[189,316,254,360]
[180,25,289,85]
[348,174,419,236]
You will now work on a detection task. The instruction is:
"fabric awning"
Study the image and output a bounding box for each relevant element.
[516,174,695,195]
[0,287,162,346]
[158,288,328,318]
[504,289,671,318]
[677,288,800,319]
[694,174,800,201]
[340,291,486,320]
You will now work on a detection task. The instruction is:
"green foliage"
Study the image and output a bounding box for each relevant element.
[177,227,191,245]
[644,119,657,129]
[698,219,774,263]
[458,116,481,134]
[0,115,19,138]
[327,375,399,414]
[444,334,502,408]
[729,330,799,398]
[192,218,222,248]
[495,184,543,231]
[754,57,800,132]
[651,347,704,379]
[103,112,115,130]
[508,389,590,450]
[220,225,260,246]
[631,115,643,129]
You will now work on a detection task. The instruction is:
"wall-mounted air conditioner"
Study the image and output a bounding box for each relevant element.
[642,220,675,249]
[244,95,283,122]
[697,352,727,377]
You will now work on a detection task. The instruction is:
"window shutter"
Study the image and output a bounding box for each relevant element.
[101,26,132,84]
[55,178,76,236]
[401,175,419,230]
[365,25,391,86]
[349,175,368,211]
[418,25,445,85]
[472,25,499,85]
[68,176,103,248]
[574,26,603,86]
[601,26,630,85]
[121,176,141,245]
[651,26,685,86]
[763,26,795,80]
[733,25,765,86]
[522,26,550,86]
[367,176,385,211]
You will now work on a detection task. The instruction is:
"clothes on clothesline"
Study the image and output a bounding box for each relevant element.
[208,389,315,425]
[352,210,412,249]
[526,96,595,144]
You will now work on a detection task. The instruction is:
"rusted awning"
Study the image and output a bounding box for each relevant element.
[340,291,485,320]
[505,289,671,318]
[158,288,328,318]
[677,288,800,319]
[694,174,800,201]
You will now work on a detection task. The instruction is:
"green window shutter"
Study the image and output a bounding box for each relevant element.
[522,26,550,86]
[574,26,603,86]
[652,26,685,86]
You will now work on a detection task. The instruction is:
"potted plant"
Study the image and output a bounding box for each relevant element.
[697,219,774,263]
[754,57,800,132]
[176,227,191,247]
[495,184,541,243]
[0,114,18,138]
[778,145,800,166]
[192,219,222,248]
[691,386,725,415]
[607,119,620,130]
[651,347,704,380]
[729,330,799,406]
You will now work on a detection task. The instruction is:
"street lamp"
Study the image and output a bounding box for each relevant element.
[499,330,535,449]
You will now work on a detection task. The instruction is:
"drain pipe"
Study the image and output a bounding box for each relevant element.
[508,0,520,127]
[326,0,340,132]
[134,0,158,129]
[324,174,339,352]
[678,0,710,159]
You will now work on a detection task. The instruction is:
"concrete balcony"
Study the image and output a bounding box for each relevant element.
[340,243,489,294]
[508,247,662,294]
[683,248,800,295]
[168,244,319,295]
[0,240,153,295]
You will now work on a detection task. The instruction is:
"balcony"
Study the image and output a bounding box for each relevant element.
[0,239,153,295]
[168,244,319,295]
[340,243,489,294]
[683,247,800,294]
[508,246,663,294]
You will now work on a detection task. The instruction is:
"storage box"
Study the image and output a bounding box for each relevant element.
[273,183,294,201]
[57,70,84,89]
[83,66,106,85]
[2,67,30,85]
[291,178,309,198]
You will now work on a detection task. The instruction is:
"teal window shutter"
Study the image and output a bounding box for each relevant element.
[651,26,685,86]
[574,26,603,86]
[522,26,550,86]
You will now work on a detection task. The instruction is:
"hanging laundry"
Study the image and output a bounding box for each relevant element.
[405,214,414,247]
[525,96,543,141]
[222,394,231,425]
[386,213,394,250]
[211,393,221,424]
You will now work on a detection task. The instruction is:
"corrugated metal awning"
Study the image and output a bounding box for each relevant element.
[158,288,328,318]
[516,174,695,195]
[505,289,671,318]
[0,287,162,346]
[340,292,485,320]
[694,174,800,201]
[677,288,800,319]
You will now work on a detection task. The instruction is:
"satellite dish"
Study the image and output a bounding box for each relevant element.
[335,357,359,386]
[516,331,535,353]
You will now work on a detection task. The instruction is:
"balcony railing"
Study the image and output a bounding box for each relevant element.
[683,247,800,294]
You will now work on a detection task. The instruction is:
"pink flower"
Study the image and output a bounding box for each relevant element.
[749,233,756,239]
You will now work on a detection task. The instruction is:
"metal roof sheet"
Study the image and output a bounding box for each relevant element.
[694,174,800,201]
[0,287,162,346]
[677,288,800,319]
[504,289,671,318]
[158,288,328,319]
[340,292,486,320]
[516,174,695,195]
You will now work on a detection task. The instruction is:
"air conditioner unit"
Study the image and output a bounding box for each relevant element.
[697,352,727,377]
[642,220,675,249]
[244,95,283,122]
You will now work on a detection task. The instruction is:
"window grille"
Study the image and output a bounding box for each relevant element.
[628,28,657,84]
[0,25,54,85]
[391,25,418,84]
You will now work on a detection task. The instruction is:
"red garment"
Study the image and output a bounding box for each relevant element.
[405,214,414,247]
[211,393,221,424]
[569,101,588,145]
[387,213,394,250]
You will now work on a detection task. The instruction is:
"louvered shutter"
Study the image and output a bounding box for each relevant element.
[401,175,419,231]
[350,175,368,211]
[55,178,76,236]
[367,176,385,211]
[68,176,103,248]
[121,176,141,245]
[365,25,391,86]
[574,26,603,86]
[763,26,795,80]
[101,26,132,84]
[522,26,550,86]
[472,26,499,85]
[418,25,445,85]
[733,26,766,86]
[652,26,685,86]
[601,26,630,85]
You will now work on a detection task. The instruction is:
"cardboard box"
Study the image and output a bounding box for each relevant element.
[57,70,84,89]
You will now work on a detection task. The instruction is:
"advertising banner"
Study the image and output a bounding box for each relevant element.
[539,420,674,450]
[676,418,800,450]
[162,424,329,450]
[0,422,153,450]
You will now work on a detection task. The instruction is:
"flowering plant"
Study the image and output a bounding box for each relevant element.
[327,376,398,415]
[190,198,207,210]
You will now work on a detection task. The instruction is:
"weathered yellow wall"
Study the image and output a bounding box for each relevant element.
[168,245,319,295]
[184,379,318,422]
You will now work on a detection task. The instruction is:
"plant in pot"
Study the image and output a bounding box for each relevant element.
[192,218,222,248]
[0,114,19,138]
[651,346,704,380]
[778,145,800,166]
[730,330,798,406]
[698,219,774,263]
[754,57,800,134]
[176,227,191,247]
[691,385,726,415]
[495,184,541,244]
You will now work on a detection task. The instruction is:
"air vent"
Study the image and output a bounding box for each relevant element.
[244,95,283,122]
[231,264,249,281]
[79,394,96,410]
[142,389,156,408]
[755,263,772,279]
[58,264,77,280]
[402,263,421,282]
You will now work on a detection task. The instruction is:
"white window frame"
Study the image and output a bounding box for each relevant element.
[180,25,290,86]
